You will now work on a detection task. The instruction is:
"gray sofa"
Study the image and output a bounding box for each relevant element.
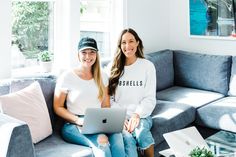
[0,50,235,157]
[146,50,235,156]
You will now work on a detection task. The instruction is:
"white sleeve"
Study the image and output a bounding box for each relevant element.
[134,62,156,118]
[55,70,70,93]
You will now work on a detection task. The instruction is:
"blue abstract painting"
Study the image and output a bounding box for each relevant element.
[190,0,236,37]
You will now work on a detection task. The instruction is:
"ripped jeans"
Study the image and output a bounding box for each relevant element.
[61,123,125,157]
[122,116,155,157]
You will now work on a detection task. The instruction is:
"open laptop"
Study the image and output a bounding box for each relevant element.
[163,126,210,157]
[79,108,126,134]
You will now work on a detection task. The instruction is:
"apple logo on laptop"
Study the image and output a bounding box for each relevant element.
[102,119,107,123]
[185,140,190,145]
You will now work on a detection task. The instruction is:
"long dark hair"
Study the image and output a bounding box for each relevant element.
[108,28,144,96]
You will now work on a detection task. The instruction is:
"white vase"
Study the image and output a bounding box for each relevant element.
[40,61,52,72]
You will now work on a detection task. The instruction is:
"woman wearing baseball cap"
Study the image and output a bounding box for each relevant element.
[54,37,125,157]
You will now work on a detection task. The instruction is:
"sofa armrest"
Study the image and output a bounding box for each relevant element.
[0,114,35,157]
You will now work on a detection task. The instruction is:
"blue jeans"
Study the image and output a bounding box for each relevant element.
[122,116,155,157]
[61,123,125,157]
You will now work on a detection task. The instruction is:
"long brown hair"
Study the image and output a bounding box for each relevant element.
[108,28,144,96]
[92,53,105,101]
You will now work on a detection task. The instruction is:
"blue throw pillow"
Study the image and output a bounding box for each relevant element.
[145,49,174,91]
[174,50,232,95]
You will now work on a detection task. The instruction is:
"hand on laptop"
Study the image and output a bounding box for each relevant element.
[124,113,140,133]
[75,117,84,126]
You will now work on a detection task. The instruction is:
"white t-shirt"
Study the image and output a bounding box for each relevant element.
[111,58,156,118]
[56,70,108,115]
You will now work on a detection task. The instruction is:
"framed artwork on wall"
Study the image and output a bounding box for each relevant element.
[189,0,236,39]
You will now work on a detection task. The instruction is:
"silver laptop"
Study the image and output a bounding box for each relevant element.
[163,126,210,157]
[79,108,126,134]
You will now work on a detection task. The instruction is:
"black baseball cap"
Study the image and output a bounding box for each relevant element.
[78,37,98,52]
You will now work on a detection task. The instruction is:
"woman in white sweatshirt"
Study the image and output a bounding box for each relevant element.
[108,28,156,157]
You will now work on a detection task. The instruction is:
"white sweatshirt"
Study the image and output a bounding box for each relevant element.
[111,58,156,118]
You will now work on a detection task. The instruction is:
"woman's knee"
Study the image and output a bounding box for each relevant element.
[135,118,154,149]
[97,134,109,146]
[135,128,154,150]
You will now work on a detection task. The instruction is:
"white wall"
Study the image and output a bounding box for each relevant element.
[0,1,11,79]
[169,0,236,55]
[125,0,170,54]
[126,0,236,55]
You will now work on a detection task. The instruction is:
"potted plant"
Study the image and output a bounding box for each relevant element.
[38,50,53,72]
[189,147,214,157]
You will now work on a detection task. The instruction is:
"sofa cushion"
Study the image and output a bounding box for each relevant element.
[174,50,232,95]
[151,100,195,145]
[195,97,236,133]
[0,82,52,143]
[145,49,174,91]
[35,133,93,157]
[10,76,56,129]
[0,80,10,96]
[157,86,224,108]
[228,56,236,96]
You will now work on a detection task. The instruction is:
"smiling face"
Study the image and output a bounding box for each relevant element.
[78,49,97,68]
[121,32,139,61]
